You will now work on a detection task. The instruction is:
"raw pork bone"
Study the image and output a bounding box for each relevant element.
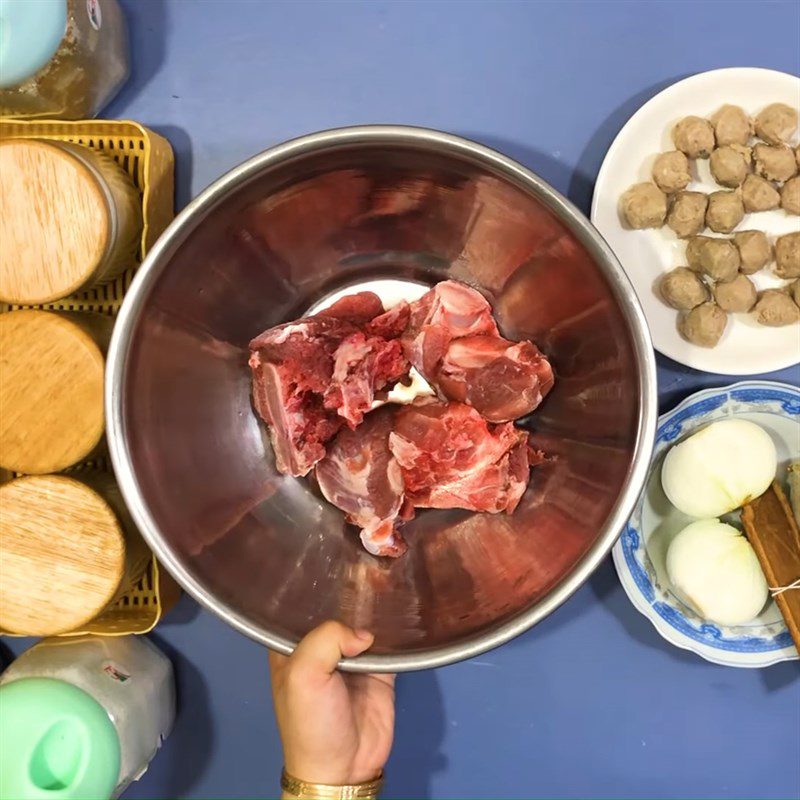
[315,399,536,558]
[437,335,554,423]
[316,406,411,558]
[315,292,384,325]
[389,400,532,514]
[249,316,347,478]
[248,292,410,477]
[325,301,410,429]
[403,280,554,422]
[402,280,499,379]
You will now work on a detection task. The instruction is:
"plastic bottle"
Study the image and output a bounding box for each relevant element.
[0,0,129,119]
[0,635,175,799]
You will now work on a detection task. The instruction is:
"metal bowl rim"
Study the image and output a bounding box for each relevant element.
[106,124,658,672]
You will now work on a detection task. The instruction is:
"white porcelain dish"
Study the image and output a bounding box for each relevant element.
[592,67,800,375]
[612,380,800,668]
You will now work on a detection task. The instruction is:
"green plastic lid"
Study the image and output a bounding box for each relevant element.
[0,678,120,800]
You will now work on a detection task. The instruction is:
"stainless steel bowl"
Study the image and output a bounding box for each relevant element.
[107,126,657,671]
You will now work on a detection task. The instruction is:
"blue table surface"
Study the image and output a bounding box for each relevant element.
[6,2,800,798]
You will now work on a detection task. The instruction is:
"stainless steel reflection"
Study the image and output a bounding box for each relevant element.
[107,126,657,671]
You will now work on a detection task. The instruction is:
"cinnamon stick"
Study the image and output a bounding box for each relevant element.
[741,481,800,655]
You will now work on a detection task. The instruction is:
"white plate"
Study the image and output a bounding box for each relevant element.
[612,381,800,668]
[592,67,800,375]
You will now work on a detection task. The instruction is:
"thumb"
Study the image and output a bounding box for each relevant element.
[291,621,374,676]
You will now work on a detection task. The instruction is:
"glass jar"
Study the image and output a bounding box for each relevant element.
[0,0,129,119]
[0,474,150,636]
[0,138,142,305]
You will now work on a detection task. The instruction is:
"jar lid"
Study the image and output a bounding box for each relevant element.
[0,139,111,304]
[0,310,106,474]
[0,0,68,88]
[0,476,126,636]
[0,678,120,800]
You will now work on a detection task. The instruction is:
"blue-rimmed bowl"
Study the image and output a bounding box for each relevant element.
[613,380,800,668]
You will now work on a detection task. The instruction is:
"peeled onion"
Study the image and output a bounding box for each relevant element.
[661,419,776,517]
[666,519,768,626]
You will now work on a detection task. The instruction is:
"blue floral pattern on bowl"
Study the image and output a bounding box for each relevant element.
[614,380,800,667]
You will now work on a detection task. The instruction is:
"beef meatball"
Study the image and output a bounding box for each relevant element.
[741,174,780,212]
[753,143,798,183]
[660,267,710,310]
[698,237,740,282]
[667,191,708,238]
[775,232,800,278]
[705,190,744,233]
[754,103,798,145]
[733,230,772,274]
[781,176,800,215]
[686,235,713,271]
[679,302,727,347]
[710,105,752,147]
[791,279,800,308]
[709,145,750,188]
[713,274,757,313]
[753,289,800,326]
[672,116,715,159]
[620,182,667,228]
[652,150,692,193]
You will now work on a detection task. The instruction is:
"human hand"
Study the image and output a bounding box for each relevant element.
[269,621,396,785]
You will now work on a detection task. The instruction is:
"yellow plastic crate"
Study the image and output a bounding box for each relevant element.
[0,119,178,636]
[71,558,182,637]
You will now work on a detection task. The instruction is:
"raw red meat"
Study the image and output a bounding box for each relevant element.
[249,292,410,476]
[365,301,411,339]
[389,400,531,514]
[402,280,499,379]
[319,300,412,429]
[436,335,555,422]
[249,316,349,477]
[250,279,555,557]
[316,407,410,558]
[402,281,554,422]
[316,292,385,325]
[316,399,533,556]
[323,332,409,428]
